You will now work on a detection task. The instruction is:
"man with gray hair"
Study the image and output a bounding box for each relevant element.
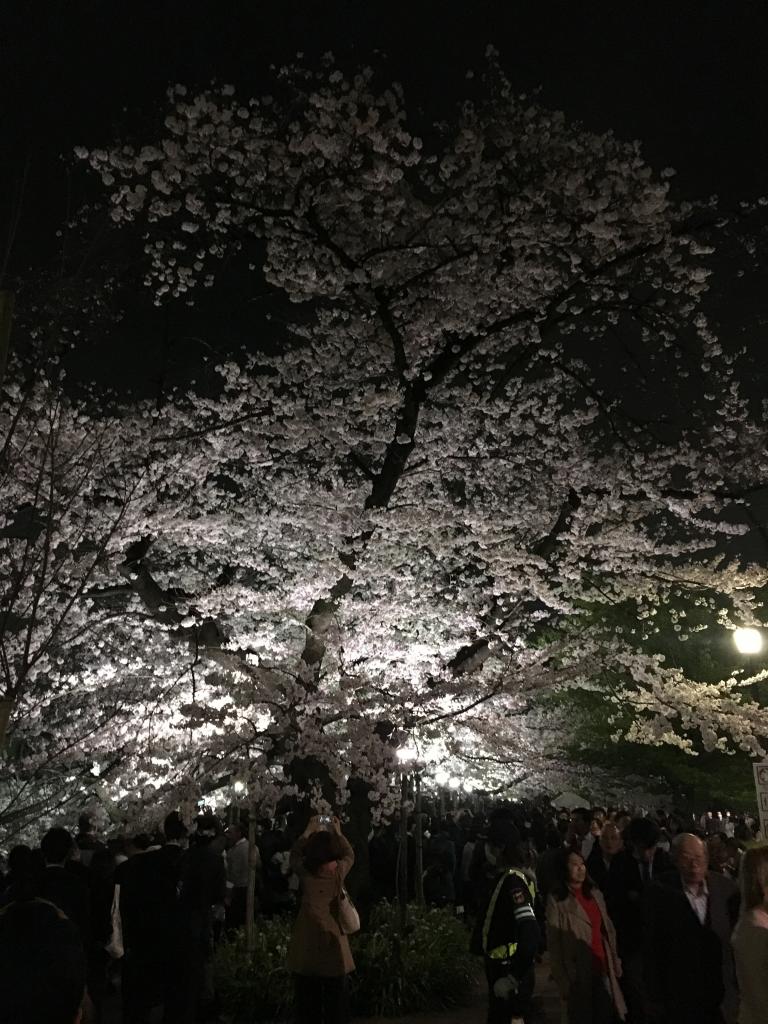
[644,832,739,1023]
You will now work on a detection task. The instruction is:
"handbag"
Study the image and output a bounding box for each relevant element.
[104,883,124,959]
[334,872,360,935]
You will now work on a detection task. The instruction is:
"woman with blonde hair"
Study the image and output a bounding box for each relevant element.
[732,844,768,1023]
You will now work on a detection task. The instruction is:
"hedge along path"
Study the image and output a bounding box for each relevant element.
[360,957,561,1024]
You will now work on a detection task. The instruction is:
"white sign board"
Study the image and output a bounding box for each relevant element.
[753,762,768,840]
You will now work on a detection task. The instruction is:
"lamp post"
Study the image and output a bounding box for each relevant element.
[733,627,763,656]
[733,628,767,840]
[395,744,417,928]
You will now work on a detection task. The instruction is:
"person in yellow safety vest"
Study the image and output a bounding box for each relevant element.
[473,826,541,1024]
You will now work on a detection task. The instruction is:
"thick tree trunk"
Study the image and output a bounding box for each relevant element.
[245,815,257,953]
[344,775,372,913]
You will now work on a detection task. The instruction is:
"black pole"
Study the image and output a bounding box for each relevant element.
[414,772,424,904]
[398,773,408,931]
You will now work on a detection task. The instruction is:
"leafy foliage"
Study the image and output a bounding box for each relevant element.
[350,901,477,1017]
[214,903,476,1021]
[214,918,294,1022]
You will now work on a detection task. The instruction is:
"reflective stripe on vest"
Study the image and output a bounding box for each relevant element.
[482,868,536,960]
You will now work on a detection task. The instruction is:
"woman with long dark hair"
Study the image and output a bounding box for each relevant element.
[545,849,626,1023]
[286,815,355,1024]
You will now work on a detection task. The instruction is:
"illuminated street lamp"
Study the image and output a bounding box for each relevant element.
[396,744,418,765]
[733,627,763,655]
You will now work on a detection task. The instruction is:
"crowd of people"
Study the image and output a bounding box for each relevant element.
[0,799,765,1024]
[424,802,765,1024]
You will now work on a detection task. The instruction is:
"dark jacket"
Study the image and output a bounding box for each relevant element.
[585,844,612,893]
[471,868,540,980]
[605,848,671,955]
[36,865,91,943]
[644,869,739,1024]
[177,841,226,948]
[116,845,185,952]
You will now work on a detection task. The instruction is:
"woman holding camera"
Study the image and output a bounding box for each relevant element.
[287,815,355,1024]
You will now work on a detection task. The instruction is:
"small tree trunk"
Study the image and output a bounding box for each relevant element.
[414,773,424,905]
[0,290,14,388]
[0,698,12,750]
[245,814,257,952]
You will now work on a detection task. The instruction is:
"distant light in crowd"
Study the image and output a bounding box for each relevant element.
[448,777,461,790]
[233,781,246,793]
[396,744,418,763]
[733,627,763,654]
[434,769,449,786]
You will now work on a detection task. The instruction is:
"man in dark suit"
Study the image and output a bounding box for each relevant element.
[117,813,188,1024]
[37,827,91,944]
[644,833,739,1024]
[586,820,623,892]
[606,817,671,1023]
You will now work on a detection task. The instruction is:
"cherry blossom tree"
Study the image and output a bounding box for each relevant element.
[3,56,767,839]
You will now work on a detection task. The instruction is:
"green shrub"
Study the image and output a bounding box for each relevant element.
[214,903,477,1021]
[214,917,294,1022]
[350,901,477,1017]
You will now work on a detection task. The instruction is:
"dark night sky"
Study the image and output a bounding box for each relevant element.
[3,0,768,262]
[1,1,766,392]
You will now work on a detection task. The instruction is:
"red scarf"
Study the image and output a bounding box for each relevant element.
[572,887,607,974]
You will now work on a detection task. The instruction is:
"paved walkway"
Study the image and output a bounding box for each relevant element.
[101,959,562,1023]
[363,960,562,1024]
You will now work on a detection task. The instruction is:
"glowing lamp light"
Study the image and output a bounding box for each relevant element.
[396,744,418,764]
[434,769,449,786]
[233,781,246,794]
[448,777,461,790]
[733,627,763,655]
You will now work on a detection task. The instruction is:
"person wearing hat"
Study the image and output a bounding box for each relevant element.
[287,814,356,1024]
[470,822,540,1024]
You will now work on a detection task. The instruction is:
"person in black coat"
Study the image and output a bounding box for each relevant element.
[37,828,91,945]
[117,813,188,1024]
[644,833,739,1024]
[585,821,623,893]
[175,814,228,1022]
[605,817,671,1023]
[0,844,40,905]
[472,826,540,1024]
[0,897,87,1024]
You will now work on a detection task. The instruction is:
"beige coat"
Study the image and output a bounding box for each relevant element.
[546,889,627,1022]
[732,908,768,1024]
[286,832,355,977]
